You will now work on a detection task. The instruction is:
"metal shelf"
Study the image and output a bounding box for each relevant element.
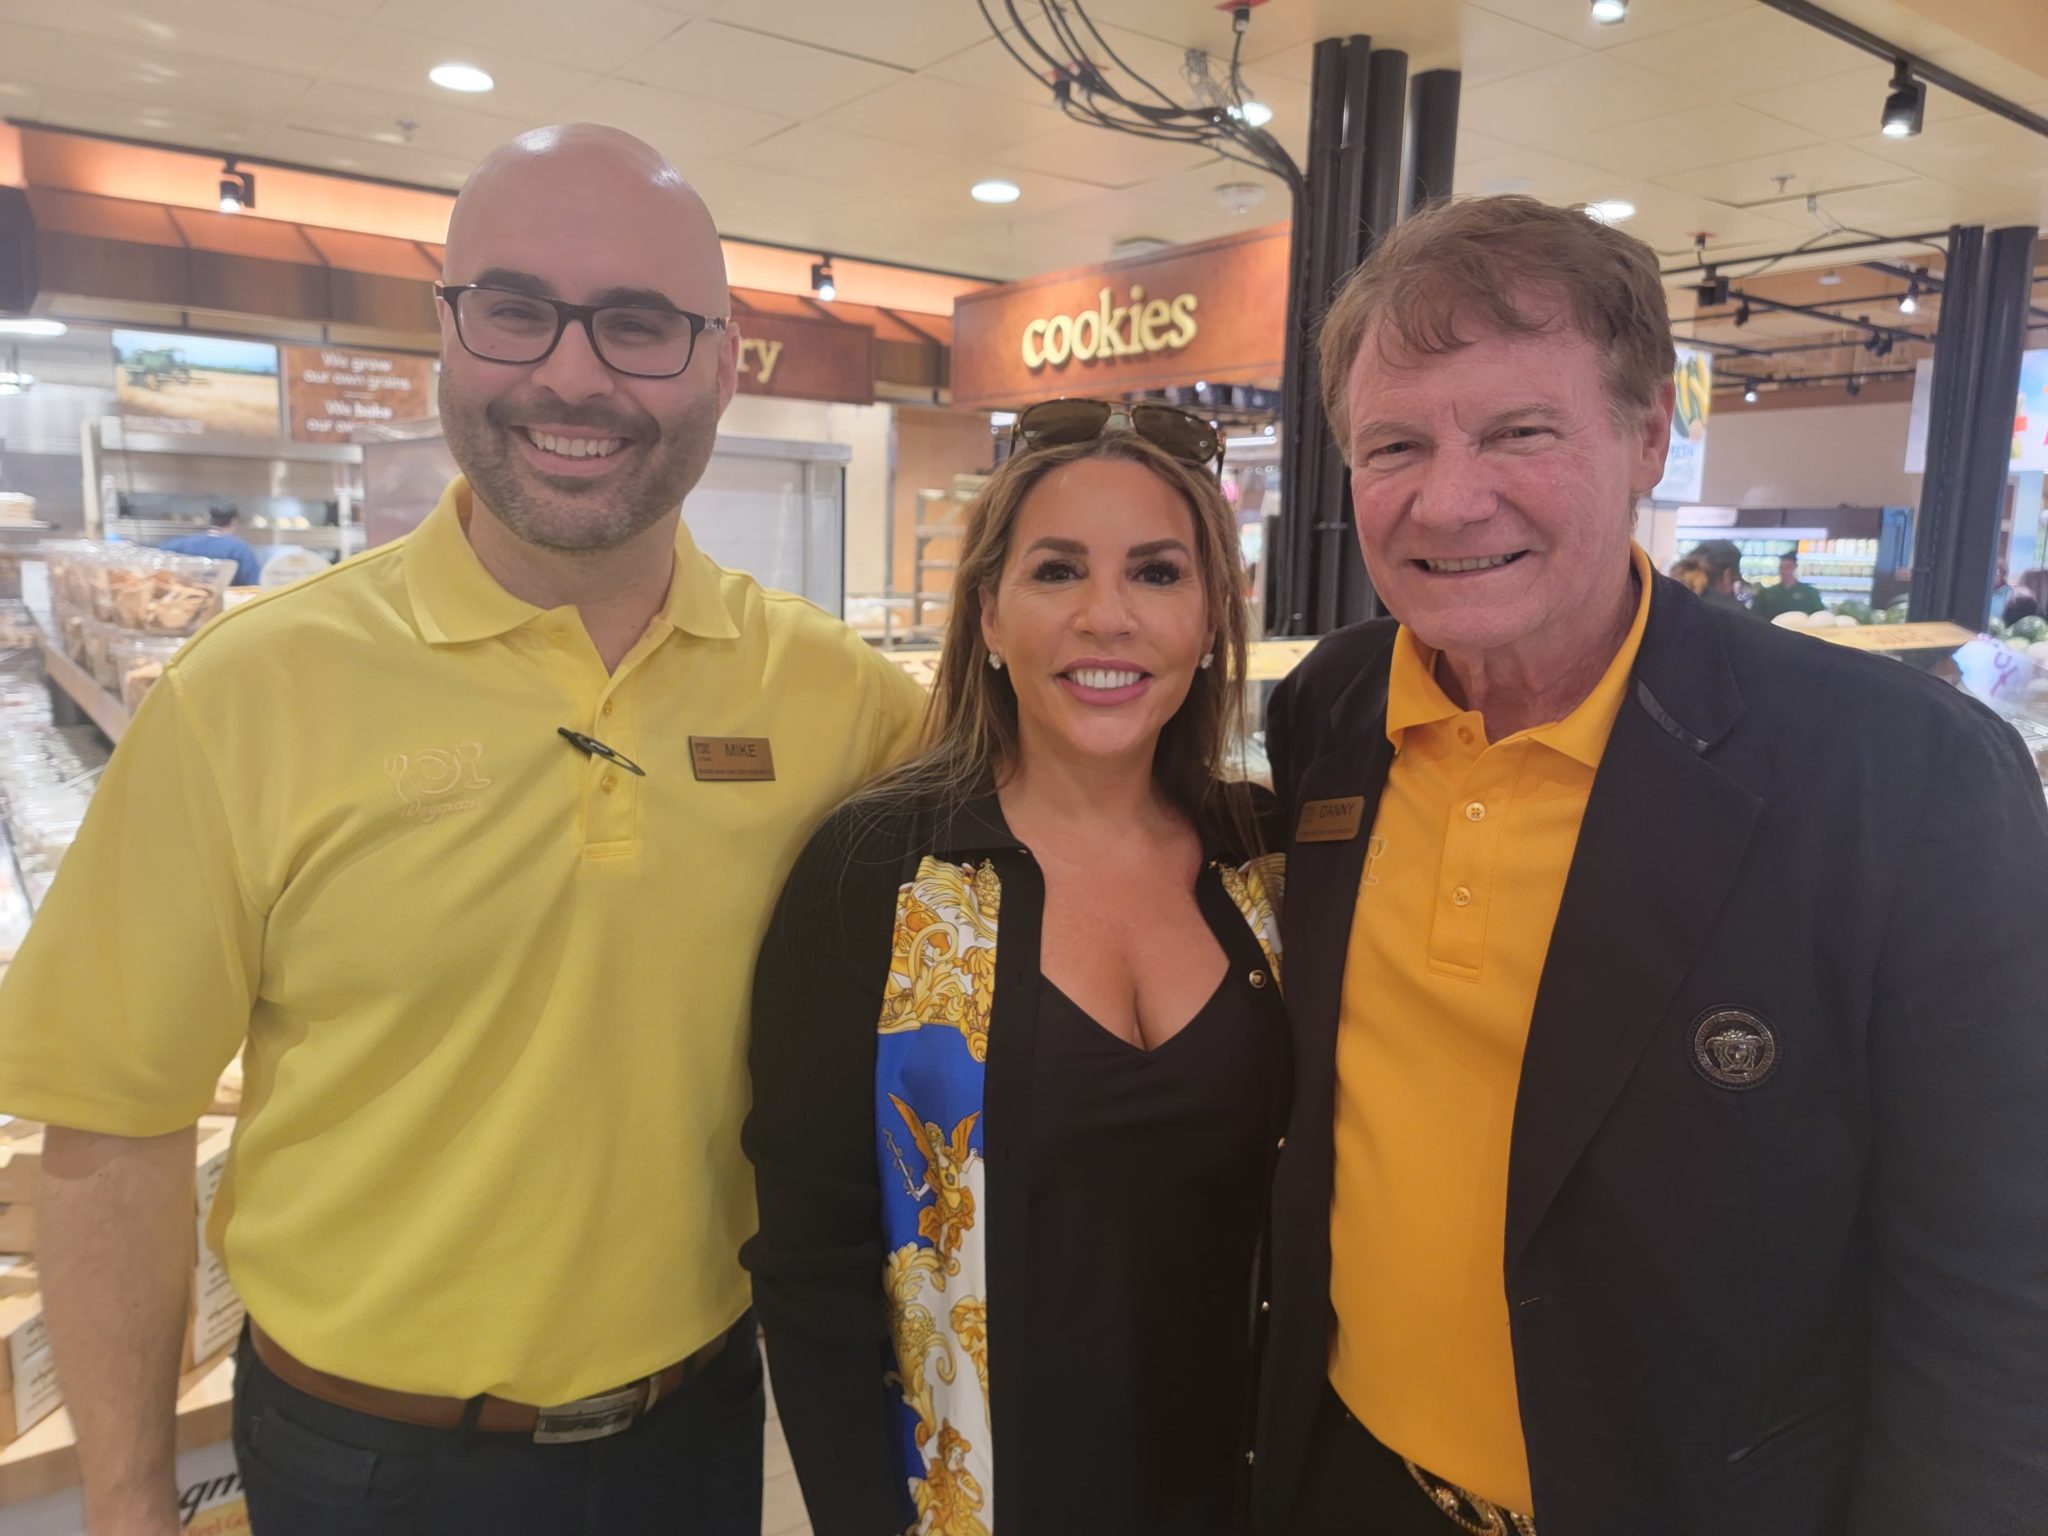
[114,518,363,553]
[99,418,365,465]
[37,639,130,745]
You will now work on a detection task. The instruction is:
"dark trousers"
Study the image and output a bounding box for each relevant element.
[232,1316,765,1536]
[1284,1387,1463,1536]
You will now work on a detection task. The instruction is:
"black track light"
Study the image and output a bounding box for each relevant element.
[1743,382,1760,404]
[1881,60,1925,139]
[811,258,836,302]
[1734,297,1752,328]
[1899,268,1924,315]
[218,159,256,215]
[1695,268,1730,308]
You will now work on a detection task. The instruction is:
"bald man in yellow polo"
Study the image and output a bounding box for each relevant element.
[0,125,923,1536]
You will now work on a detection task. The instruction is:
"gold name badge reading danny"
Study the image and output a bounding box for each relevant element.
[689,736,776,783]
[1296,795,1365,843]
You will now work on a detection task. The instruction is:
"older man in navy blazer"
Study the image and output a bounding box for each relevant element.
[1254,196,2048,1536]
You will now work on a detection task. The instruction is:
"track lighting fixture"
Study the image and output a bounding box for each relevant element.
[218,159,256,215]
[1880,60,1925,139]
[811,259,836,303]
[1899,269,1924,315]
[1695,269,1729,308]
[1734,298,1751,328]
[1743,383,1760,404]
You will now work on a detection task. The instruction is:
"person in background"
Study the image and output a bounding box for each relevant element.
[1689,537,1750,615]
[1256,193,2047,1536]
[746,405,1287,1536]
[1666,552,1709,595]
[1753,550,1825,622]
[2001,567,2048,628]
[161,503,264,588]
[0,124,923,1536]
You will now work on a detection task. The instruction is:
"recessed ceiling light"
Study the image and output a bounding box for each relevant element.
[971,179,1021,204]
[1231,100,1274,128]
[1586,199,1635,223]
[0,319,66,338]
[429,63,495,93]
[1590,0,1628,23]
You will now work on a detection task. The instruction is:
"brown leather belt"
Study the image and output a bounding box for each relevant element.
[248,1320,737,1444]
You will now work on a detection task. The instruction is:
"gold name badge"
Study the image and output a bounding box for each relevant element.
[689,737,776,782]
[1297,796,1365,843]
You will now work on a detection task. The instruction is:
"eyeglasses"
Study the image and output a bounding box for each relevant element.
[436,283,730,379]
[1010,398,1225,471]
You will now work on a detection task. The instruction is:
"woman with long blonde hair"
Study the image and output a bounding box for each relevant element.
[745,401,1288,1535]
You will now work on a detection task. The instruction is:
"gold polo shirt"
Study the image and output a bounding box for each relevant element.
[1329,545,1653,1512]
[0,476,925,1403]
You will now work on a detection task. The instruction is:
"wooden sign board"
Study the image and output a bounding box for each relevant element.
[283,344,435,442]
[731,310,874,406]
[950,225,1289,409]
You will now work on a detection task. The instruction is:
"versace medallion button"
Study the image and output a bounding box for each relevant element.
[1690,1007,1780,1090]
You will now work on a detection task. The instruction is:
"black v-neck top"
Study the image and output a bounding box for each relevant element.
[1021,970,1286,1533]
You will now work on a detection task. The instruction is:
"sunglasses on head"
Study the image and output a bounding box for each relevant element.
[1009,398,1225,472]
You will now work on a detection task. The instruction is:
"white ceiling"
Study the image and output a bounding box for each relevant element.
[0,0,2044,281]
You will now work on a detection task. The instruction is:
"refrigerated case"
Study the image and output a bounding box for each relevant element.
[359,425,848,616]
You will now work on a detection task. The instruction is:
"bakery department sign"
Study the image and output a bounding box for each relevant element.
[283,345,434,443]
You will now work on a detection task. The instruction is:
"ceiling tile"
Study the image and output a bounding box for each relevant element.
[0,0,358,76]
[1436,5,1588,84]
[321,25,601,118]
[1460,52,1717,145]
[37,33,315,120]
[0,21,60,82]
[1858,108,2048,186]
[255,124,476,188]
[1551,102,1820,181]
[1610,7,1871,95]
[727,121,965,191]
[1138,157,1290,215]
[1917,44,2048,109]
[992,119,1219,188]
[811,75,1061,157]
[705,0,1005,71]
[29,88,272,154]
[1046,0,1318,66]
[1739,60,1982,140]
[1464,0,1756,52]
[551,79,794,162]
[621,21,905,114]
[286,90,538,162]
[921,31,1069,107]
[371,0,689,76]
[1656,143,1925,206]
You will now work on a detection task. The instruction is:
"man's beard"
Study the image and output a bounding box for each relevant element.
[439,375,722,554]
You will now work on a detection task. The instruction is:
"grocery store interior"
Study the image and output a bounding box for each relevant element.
[0,0,2042,1528]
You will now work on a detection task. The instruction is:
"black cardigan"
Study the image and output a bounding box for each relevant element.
[742,783,1285,1535]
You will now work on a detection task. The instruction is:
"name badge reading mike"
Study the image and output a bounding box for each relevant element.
[1296,796,1364,843]
[690,736,776,782]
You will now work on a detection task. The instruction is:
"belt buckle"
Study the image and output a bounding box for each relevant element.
[1403,1460,1537,1536]
[532,1385,641,1445]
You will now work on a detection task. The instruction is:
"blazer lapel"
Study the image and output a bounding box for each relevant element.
[1505,583,1764,1267]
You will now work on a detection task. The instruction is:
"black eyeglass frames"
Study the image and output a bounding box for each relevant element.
[1009,398,1225,472]
[436,283,731,380]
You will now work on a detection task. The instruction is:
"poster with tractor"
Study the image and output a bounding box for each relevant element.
[112,330,282,438]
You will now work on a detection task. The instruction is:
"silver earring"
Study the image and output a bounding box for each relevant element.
[989,655,1004,671]
[1199,653,1214,670]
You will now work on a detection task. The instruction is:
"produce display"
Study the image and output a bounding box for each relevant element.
[1769,595,1912,629]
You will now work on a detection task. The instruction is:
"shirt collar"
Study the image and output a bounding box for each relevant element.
[1384,542,1656,768]
[404,476,742,647]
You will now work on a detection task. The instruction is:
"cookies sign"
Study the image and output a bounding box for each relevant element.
[283,345,435,442]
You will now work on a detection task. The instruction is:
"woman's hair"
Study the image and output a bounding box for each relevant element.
[867,430,1253,833]
[1668,553,1710,595]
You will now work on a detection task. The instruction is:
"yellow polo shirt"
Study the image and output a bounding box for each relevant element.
[0,477,925,1404]
[1329,545,1652,1512]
